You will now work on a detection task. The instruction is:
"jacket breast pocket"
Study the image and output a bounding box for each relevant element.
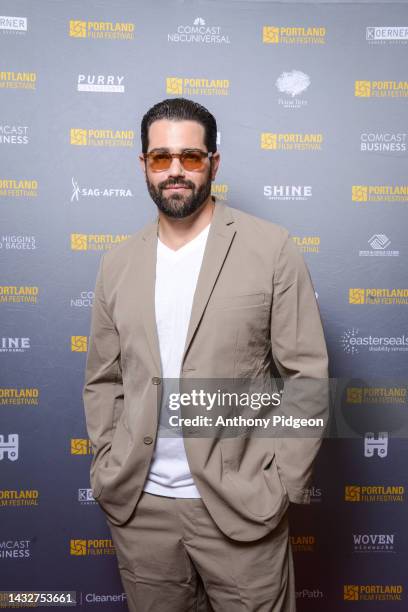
[208,292,268,310]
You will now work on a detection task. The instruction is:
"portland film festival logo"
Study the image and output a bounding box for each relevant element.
[166,77,229,97]
[69,20,134,40]
[263,26,326,45]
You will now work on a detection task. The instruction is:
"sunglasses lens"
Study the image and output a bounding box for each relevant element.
[181,151,204,171]
[149,152,172,171]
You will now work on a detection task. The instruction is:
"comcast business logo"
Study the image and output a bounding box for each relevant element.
[276,70,310,109]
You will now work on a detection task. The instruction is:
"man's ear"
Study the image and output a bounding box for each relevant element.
[210,152,220,180]
[138,154,146,176]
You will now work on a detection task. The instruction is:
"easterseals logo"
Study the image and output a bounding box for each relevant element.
[344,584,402,601]
[70,539,115,556]
[0,490,39,507]
[71,178,132,202]
[211,183,228,201]
[349,288,408,305]
[0,286,38,304]
[0,338,30,353]
[261,133,323,151]
[263,26,326,44]
[70,233,130,251]
[70,128,134,147]
[264,185,312,201]
[0,16,27,33]
[168,17,230,44]
[0,125,29,145]
[71,439,92,455]
[355,80,408,97]
[292,236,320,253]
[276,70,310,108]
[0,179,38,197]
[0,540,32,559]
[290,535,315,553]
[345,485,404,503]
[352,185,408,202]
[360,132,407,153]
[353,533,395,553]
[0,388,39,405]
[340,328,408,354]
[359,234,399,257]
[77,74,125,93]
[71,336,87,352]
[166,77,229,97]
[69,20,134,40]
[0,71,36,89]
[366,26,408,44]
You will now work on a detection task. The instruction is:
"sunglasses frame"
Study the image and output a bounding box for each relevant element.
[143,148,214,172]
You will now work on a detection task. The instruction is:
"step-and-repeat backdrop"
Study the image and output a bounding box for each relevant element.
[1,1,408,609]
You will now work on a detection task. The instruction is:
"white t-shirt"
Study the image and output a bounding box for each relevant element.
[143,223,210,498]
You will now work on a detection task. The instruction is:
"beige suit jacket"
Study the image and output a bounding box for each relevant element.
[83,202,329,541]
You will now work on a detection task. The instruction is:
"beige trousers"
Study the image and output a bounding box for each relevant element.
[107,491,296,612]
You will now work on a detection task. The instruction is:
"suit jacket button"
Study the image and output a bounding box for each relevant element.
[151,377,161,385]
[143,435,153,445]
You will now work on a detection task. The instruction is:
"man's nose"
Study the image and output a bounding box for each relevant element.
[167,155,185,176]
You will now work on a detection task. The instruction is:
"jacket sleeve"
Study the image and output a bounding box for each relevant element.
[82,254,124,488]
[270,233,329,504]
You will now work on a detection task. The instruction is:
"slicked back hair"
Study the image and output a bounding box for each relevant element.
[141,98,217,154]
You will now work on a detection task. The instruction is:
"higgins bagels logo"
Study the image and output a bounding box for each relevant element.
[355,80,408,97]
[69,20,134,40]
[341,328,408,354]
[344,584,402,602]
[263,26,326,44]
[261,133,322,151]
[352,185,408,202]
[0,71,36,89]
[0,235,36,250]
[166,77,229,97]
[70,233,130,251]
[70,128,134,147]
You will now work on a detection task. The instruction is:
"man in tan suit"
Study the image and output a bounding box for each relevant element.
[83,98,328,611]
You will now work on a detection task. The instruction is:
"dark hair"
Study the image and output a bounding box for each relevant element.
[141,98,217,154]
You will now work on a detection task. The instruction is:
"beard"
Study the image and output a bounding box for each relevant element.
[146,171,212,219]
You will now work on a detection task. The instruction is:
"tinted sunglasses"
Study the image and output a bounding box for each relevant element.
[144,149,214,172]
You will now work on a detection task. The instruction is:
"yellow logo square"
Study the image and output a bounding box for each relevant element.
[344,585,359,601]
[69,20,87,38]
[355,80,371,97]
[261,133,277,149]
[349,288,365,305]
[347,388,363,403]
[71,336,88,352]
[263,26,279,43]
[71,438,89,455]
[70,539,87,555]
[345,486,361,502]
[70,128,87,146]
[352,185,368,202]
[166,77,183,95]
[71,234,88,250]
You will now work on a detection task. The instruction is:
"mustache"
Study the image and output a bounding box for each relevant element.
[158,178,195,190]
